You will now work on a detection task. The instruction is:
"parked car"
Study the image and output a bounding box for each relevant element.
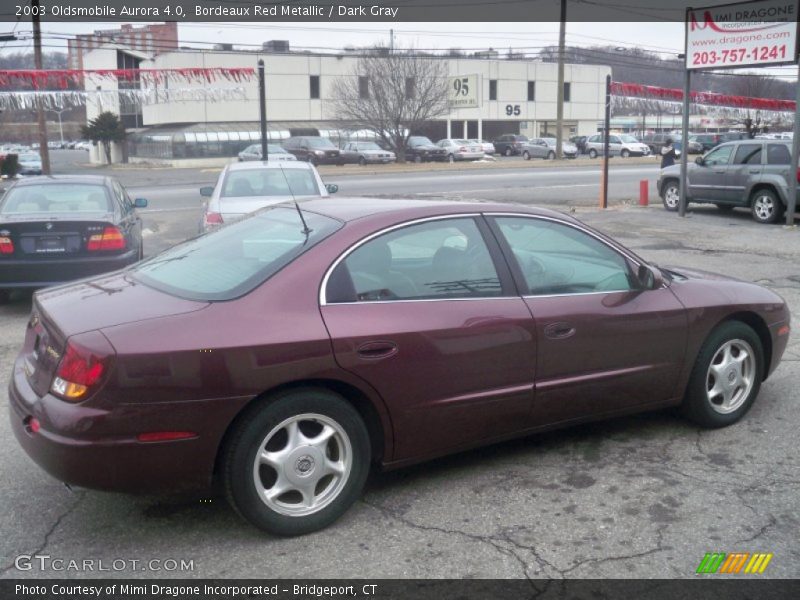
[469,139,495,155]
[17,153,43,175]
[641,133,682,155]
[569,135,588,154]
[585,134,650,158]
[0,175,146,294]
[281,137,341,166]
[237,144,296,162]
[339,142,396,165]
[10,197,789,536]
[436,139,485,162]
[404,136,447,163]
[691,134,723,152]
[521,138,578,160]
[493,134,529,156]
[74,141,92,151]
[199,160,337,232]
[658,140,800,224]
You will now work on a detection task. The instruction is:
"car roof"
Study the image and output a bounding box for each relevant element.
[7,174,110,187]
[299,196,580,225]
[225,160,312,172]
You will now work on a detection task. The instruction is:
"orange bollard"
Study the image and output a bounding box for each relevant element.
[639,180,648,206]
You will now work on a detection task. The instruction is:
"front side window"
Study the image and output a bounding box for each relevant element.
[703,145,734,166]
[326,218,502,303]
[494,217,634,295]
[309,75,320,99]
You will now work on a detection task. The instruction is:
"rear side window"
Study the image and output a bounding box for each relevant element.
[733,144,762,165]
[766,144,791,165]
[0,184,111,215]
[133,207,341,301]
[221,168,320,197]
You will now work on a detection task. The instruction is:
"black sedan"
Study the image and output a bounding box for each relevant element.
[0,175,147,298]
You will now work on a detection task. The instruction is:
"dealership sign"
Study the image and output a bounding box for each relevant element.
[449,74,480,108]
[686,0,800,69]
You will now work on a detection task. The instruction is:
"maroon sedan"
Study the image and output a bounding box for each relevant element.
[9,198,790,535]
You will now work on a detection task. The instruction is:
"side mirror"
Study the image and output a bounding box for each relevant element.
[133,197,148,208]
[695,156,705,166]
[200,186,214,197]
[325,184,339,194]
[637,264,663,290]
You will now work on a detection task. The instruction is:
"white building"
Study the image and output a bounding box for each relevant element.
[83,45,611,165]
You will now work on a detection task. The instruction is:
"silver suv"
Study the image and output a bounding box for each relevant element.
[658,140,799,224]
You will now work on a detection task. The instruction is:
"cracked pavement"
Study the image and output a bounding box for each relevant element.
[1,201,798,580]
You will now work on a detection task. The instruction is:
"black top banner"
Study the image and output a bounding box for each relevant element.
[0,0,776,23]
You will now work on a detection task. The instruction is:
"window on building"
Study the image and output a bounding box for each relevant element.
[310,75,320,99]
[527,81,535,101]
[359,76,369,99]
[564,82,571,102]
[489,79,497,101]
[405,77,415,98]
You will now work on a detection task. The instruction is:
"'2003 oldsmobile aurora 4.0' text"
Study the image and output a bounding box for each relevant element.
[9,198,790,535]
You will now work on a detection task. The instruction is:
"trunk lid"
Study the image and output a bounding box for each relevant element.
[0,214,121,258]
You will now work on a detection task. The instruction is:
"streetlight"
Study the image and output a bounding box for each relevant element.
[46,108,68,147]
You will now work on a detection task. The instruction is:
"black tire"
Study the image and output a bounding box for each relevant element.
[681,321,764,428]
[223,388,370,536]
[750,188,784,224]
[309,156,318,167]
[0,290,9,304]
[413,155,422,164]
[504,147,512,157]
[661,179,680,211]
[547,151,556,160]
[448,154,455,163]
[621,149,630,158]
[588,148,598,159]
[358,156,367,166]
[522,151,531,161]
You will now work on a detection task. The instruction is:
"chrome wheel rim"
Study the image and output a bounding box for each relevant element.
[664,186,679,208]
[753,195,774,220]
[706,339,755,414]
[253,413,352,517]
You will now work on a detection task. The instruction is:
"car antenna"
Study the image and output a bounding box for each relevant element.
[278,164,313,237]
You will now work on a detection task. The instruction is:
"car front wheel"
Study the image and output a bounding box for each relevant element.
[547,151,556,160]
[504,147,512,157]
[223,388,370,536]
[448,154,455,163]
[661,180,680,211]
[522,151,530,160]
[358,157,367,166]
[681,321,763,428]
[588,148,598,158]
[750,189,784,224]
[414,155,422,163]
[621,149,630,158]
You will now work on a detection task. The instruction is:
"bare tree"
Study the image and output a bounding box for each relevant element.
[330,50,450,162]
[729,74,783,137]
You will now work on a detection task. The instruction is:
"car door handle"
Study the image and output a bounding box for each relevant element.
[356,341,398,360]
[544,322,576,340]
[749,169,761,174]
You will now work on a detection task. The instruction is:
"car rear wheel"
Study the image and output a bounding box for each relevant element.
[621,149,630,158]
[588,148,598,158]
[358,157,367,166]
[414,155,422,164]
[223,388,370,536]
[681,321,763,428]
[522,151,531,161]
[750,189,784,224]
[448,154,455,163]
[308,156,319,167]
[547,151,556,160]
[504,147,512,157]
[661,180,680,211]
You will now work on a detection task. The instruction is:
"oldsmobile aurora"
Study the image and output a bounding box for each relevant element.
[9,198,789,535]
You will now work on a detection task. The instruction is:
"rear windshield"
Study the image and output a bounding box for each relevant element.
[221,168,320,198]
[409,136,434,146]
[132,207,341,301]
[307,138,336,149]
[0,184,111,215]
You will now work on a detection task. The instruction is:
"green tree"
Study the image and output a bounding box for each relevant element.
[81,111,125,164]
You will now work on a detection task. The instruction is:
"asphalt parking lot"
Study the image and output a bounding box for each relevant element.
[1,165,799,579]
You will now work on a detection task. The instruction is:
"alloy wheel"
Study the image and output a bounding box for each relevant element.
[663,184,680,210]
[705,339,755,415]
[753,194,775,221]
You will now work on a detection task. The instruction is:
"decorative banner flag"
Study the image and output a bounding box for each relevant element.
[0,67,255,89]
[0,87,248,111]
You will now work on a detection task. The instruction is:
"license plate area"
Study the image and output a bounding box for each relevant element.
[21,233,81,255]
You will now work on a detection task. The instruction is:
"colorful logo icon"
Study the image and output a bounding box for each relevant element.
[696,552,773,574]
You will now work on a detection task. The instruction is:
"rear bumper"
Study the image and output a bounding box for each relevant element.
[0,249,138,289]
[8,356,240,493]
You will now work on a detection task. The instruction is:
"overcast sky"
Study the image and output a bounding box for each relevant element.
[2,21,797,80]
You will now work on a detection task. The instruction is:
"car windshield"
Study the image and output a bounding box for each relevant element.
[132,207,342,301]
[356,142,381,150]
[221,168,320,198]
[19,153,40,161]
[620,135,639,143]
[409,136,434,146]
[306,138,336,149]
[0,183,112,215]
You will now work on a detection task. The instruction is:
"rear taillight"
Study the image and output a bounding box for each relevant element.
[0,236,13,255]
[87,226,125,251]
[204,212,223,228]
[51,334,114,402]
[459,146,467,152]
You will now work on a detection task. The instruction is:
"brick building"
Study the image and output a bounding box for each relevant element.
[67,22,178,71]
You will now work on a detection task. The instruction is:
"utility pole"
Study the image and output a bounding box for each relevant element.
[555,0,567,159]
[258,60,268,162]
[390,29,394,54]
[32,0,51,175]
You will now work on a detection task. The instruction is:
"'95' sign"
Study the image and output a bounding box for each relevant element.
[449,75,480,108]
